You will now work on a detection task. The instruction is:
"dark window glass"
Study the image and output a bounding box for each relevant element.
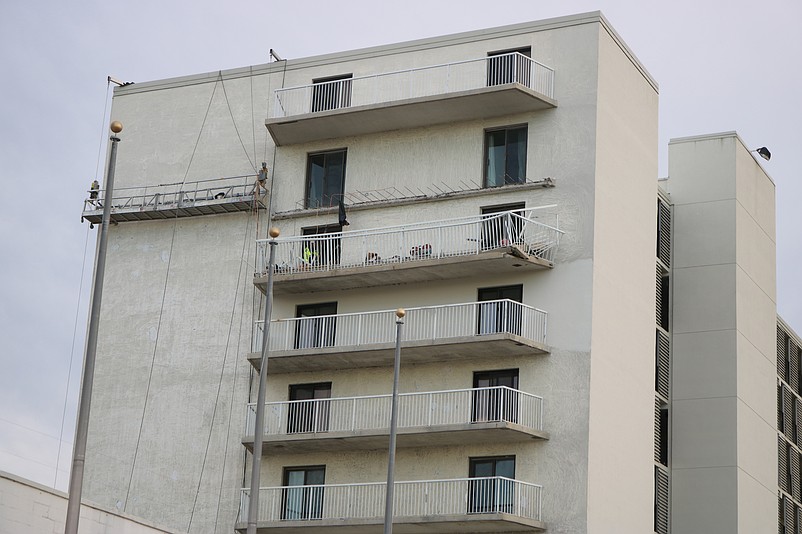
[311,74,352,112]
[477,285,523,336]
[282,466,325,520]
[468,456,516,514]
[288,382,332,434]
[484,126,527,187]
[306,150,346,208]
[295,302,337,349]
[472,369,519,424]
[487,47,531,86]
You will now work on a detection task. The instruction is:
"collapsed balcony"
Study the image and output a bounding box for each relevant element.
[248,299,549,373]
[254,208,562,295]
[237,476,545,533]
[81,174,265,224]
[266,51,556,145]
[243,386,547,453]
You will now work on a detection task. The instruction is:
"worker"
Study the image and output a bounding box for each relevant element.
[255,162,268,194]
[303,244,319,266]
[89,180,100,200]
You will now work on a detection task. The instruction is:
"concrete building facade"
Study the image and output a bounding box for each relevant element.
[78,11,792,534]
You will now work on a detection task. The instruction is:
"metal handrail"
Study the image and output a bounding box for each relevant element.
[245,385,544,436]
[81,174,258,215]
[252,298,547,353]
[255,208,562,275]
[271,52,555,118]
[240,476,543,523]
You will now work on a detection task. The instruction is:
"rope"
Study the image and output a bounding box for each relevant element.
[54,222,92,487]
[188,210,252,531]
[181,73,221,185]
[221,75,256,171]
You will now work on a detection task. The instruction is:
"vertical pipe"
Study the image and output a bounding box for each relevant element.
[383,309,405,534]
[65,122,123,534]
[247,228,280,534]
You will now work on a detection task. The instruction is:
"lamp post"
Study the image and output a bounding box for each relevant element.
[65,121,123,534]
[246,227,280,534]
[383,308,405,534]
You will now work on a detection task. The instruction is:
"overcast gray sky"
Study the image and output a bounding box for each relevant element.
[1,0,800,491]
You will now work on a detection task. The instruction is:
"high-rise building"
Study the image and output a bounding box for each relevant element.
[79,11,791,534]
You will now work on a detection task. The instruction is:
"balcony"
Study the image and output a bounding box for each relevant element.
[266,52,556,145]
[254,208,562,295]
[248,299,548,373]
[81,175,265,224]
[237,477,545,532]
[243,386,547,453]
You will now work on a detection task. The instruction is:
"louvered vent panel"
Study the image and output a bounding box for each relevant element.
[787,388,796,442]
[796,342,802,397]
[656,266,662,327]
[777,326,787,379]
[657,199,671,267]
[795,505,802,534]
[654,397,661,463]
[780,494,784,534]
[656,330,670,399]
[782,385,788,433]
[793,448,801,502]
[792,349,800,394]
[655,466,669,534]
[781,326,789,380]
[781,436,789,493]
[783,496,795,533]
[796,398,802,450]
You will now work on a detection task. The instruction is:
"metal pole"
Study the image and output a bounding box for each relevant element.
[65,121,123,534]
[247,228,280,534]
[383,309,405,534]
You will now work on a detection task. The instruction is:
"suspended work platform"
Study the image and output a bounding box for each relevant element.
[81,174,266,224]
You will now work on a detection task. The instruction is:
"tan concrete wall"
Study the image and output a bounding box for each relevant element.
[0,471,179,534]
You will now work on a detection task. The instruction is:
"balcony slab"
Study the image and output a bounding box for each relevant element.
[238,514,546,533]
[255,248,552,295]
[243,421,549,454]
[248,333,549,373]
[266,84,556,146]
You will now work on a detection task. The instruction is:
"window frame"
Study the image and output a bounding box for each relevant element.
[483,125,528,188]
[305,149,347,209]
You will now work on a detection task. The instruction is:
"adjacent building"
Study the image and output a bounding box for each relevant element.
[78,11,791,534]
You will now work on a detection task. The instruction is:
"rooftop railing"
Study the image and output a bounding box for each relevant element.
[81,174,260,217]
[271,52,554,118]
[252,299,547,353]
[245,386,543,437]
[255,208,562,276]
[240,476,542,524]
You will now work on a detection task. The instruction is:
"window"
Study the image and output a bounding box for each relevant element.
[282,466,325,520]
[301,224,342,268]
[287,382,332,434]
[306,150,346,208]
[484,126,527,187]
[468,456,515,514]
[477,285,523,336]
[295,302,337,349]
[311,74,352,112]
[487,47,531,87]
[472,369,519,424]
[480,203,525,250]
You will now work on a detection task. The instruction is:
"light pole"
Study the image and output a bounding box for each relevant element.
[246,227,280,534]
[65,121,123,534]
[383,308,405,534]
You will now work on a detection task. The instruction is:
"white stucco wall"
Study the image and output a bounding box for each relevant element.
[0,471,179,534]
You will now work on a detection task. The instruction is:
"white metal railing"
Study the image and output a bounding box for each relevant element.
[271,52,554,118]
[245,386,543,437]
[255,208,562,276]
[240,476,542,524]
[252,299,547,353]
[81,174,259,215]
